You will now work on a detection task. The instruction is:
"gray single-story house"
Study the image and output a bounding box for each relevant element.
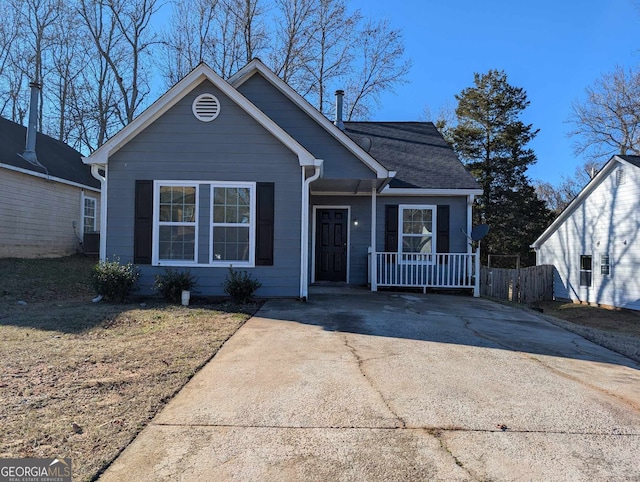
[84,60,482,298]
[0,115,101,258]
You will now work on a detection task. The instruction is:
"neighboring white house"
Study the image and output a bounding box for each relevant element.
[532,155,640,310]
[0,116,101,258]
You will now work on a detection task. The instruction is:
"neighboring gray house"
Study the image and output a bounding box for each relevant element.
[0,116,101,258]
[532,155,640,310]
[84,60,482,298]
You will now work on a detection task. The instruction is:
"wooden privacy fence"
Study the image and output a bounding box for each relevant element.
[480,265,554,303]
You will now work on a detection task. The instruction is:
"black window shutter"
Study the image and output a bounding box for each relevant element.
[134,180,153,264]
[436,205,450,253]
[385,205,398,252]
[255,182,274,266]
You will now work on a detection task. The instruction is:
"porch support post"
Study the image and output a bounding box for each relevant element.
[371,187,377,291]
[467,194,474,255]
[474,242,481,297]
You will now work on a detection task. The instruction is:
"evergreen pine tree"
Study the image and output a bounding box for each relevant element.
[447,70,552,266]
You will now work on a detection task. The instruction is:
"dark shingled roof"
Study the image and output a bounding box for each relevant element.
[344,121,480,190]
[0,116,99,189]
[618,154,640,168]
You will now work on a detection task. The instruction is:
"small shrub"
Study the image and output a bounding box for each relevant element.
[223,267,262,304]
[91,258,140,303]
[154,269,198,303]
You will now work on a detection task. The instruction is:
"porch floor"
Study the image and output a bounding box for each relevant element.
[308,283,370,296]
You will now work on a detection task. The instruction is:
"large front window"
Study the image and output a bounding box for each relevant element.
[399,205,436,259]
[211,184,254,264]
[157,184,198,263]
[152,181,256,267]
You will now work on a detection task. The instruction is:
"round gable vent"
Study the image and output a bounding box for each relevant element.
[192,93,220,122]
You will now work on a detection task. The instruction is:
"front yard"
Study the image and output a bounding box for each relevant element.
[0,256,258,481]
[1,256,638,481]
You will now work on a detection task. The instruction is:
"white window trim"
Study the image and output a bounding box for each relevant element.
[579,254,593,287]
[209,181,256,268]
[81,193,98,233]
[600,254,610,276]
[152,181,200,266]
[398,204,437,264]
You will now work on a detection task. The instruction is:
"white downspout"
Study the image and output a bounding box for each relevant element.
[300,160,323,299]
[91,164,107,261]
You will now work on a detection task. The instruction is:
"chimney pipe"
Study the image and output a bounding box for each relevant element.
[334,89,344,130]
[22,81,41,165]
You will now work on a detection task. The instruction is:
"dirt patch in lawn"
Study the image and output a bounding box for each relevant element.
[532,300,640,363]
[0,256,260,481]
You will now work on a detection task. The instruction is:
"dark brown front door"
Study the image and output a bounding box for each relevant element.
[315,209,348,282]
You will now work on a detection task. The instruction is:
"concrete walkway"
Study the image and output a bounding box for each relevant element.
[100,292,640,481]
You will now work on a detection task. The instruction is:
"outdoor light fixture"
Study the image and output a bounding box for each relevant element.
[353,219,359,226]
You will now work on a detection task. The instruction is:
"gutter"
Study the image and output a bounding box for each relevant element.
[90,164,108,261]
[300,159,324,299]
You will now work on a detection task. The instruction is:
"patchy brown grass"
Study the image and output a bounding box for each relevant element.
[532,300,640,363]
[0,256,259,481]
[535,300,640,338]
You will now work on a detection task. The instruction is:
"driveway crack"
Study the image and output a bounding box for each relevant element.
[429,429,480,481]
[340,334,407,429]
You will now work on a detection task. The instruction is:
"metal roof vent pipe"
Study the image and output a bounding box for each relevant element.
[20,81,43,167]
[334,89,345,130]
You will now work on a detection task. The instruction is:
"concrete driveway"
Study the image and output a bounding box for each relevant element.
[100,290,640,481]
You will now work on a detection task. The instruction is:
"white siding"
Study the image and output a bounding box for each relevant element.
[0,168,101,258]
[537,161,640,310]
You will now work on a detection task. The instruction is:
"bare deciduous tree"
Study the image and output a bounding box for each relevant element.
[343,18,411,120]
[303,0,359,114]
[568,65,640,161]
[160,0,219,85]
[269,0,317,84]
[1,0,410,151]
[227,0,267,64]
[79,0,159,126]
[534,159,601,213]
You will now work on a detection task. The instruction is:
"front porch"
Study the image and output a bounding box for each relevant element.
[369,251,480,296]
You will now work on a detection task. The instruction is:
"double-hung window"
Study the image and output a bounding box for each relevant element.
[211,183,255,266]
[600,255,610,276]
[156,183,198,264]
[83,196,97,233]
[151,181,257,267]
[579,255,592,287]
[399,204,436,262]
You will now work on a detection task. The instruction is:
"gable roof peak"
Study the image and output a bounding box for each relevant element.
[229,60,391,179]
[84,60,316,167]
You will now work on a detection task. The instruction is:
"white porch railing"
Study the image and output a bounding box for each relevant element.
[369,251,479,295]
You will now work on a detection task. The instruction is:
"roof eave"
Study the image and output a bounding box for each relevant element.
[531,155,626,249]
[381,186,483,196]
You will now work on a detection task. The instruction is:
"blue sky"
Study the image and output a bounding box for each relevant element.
[354,0,640,185]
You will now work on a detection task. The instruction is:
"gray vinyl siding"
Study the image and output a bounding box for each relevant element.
[309,194,470,285]
[376,196,470,254]
[238,73,376,180]
[106,79,302,297]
